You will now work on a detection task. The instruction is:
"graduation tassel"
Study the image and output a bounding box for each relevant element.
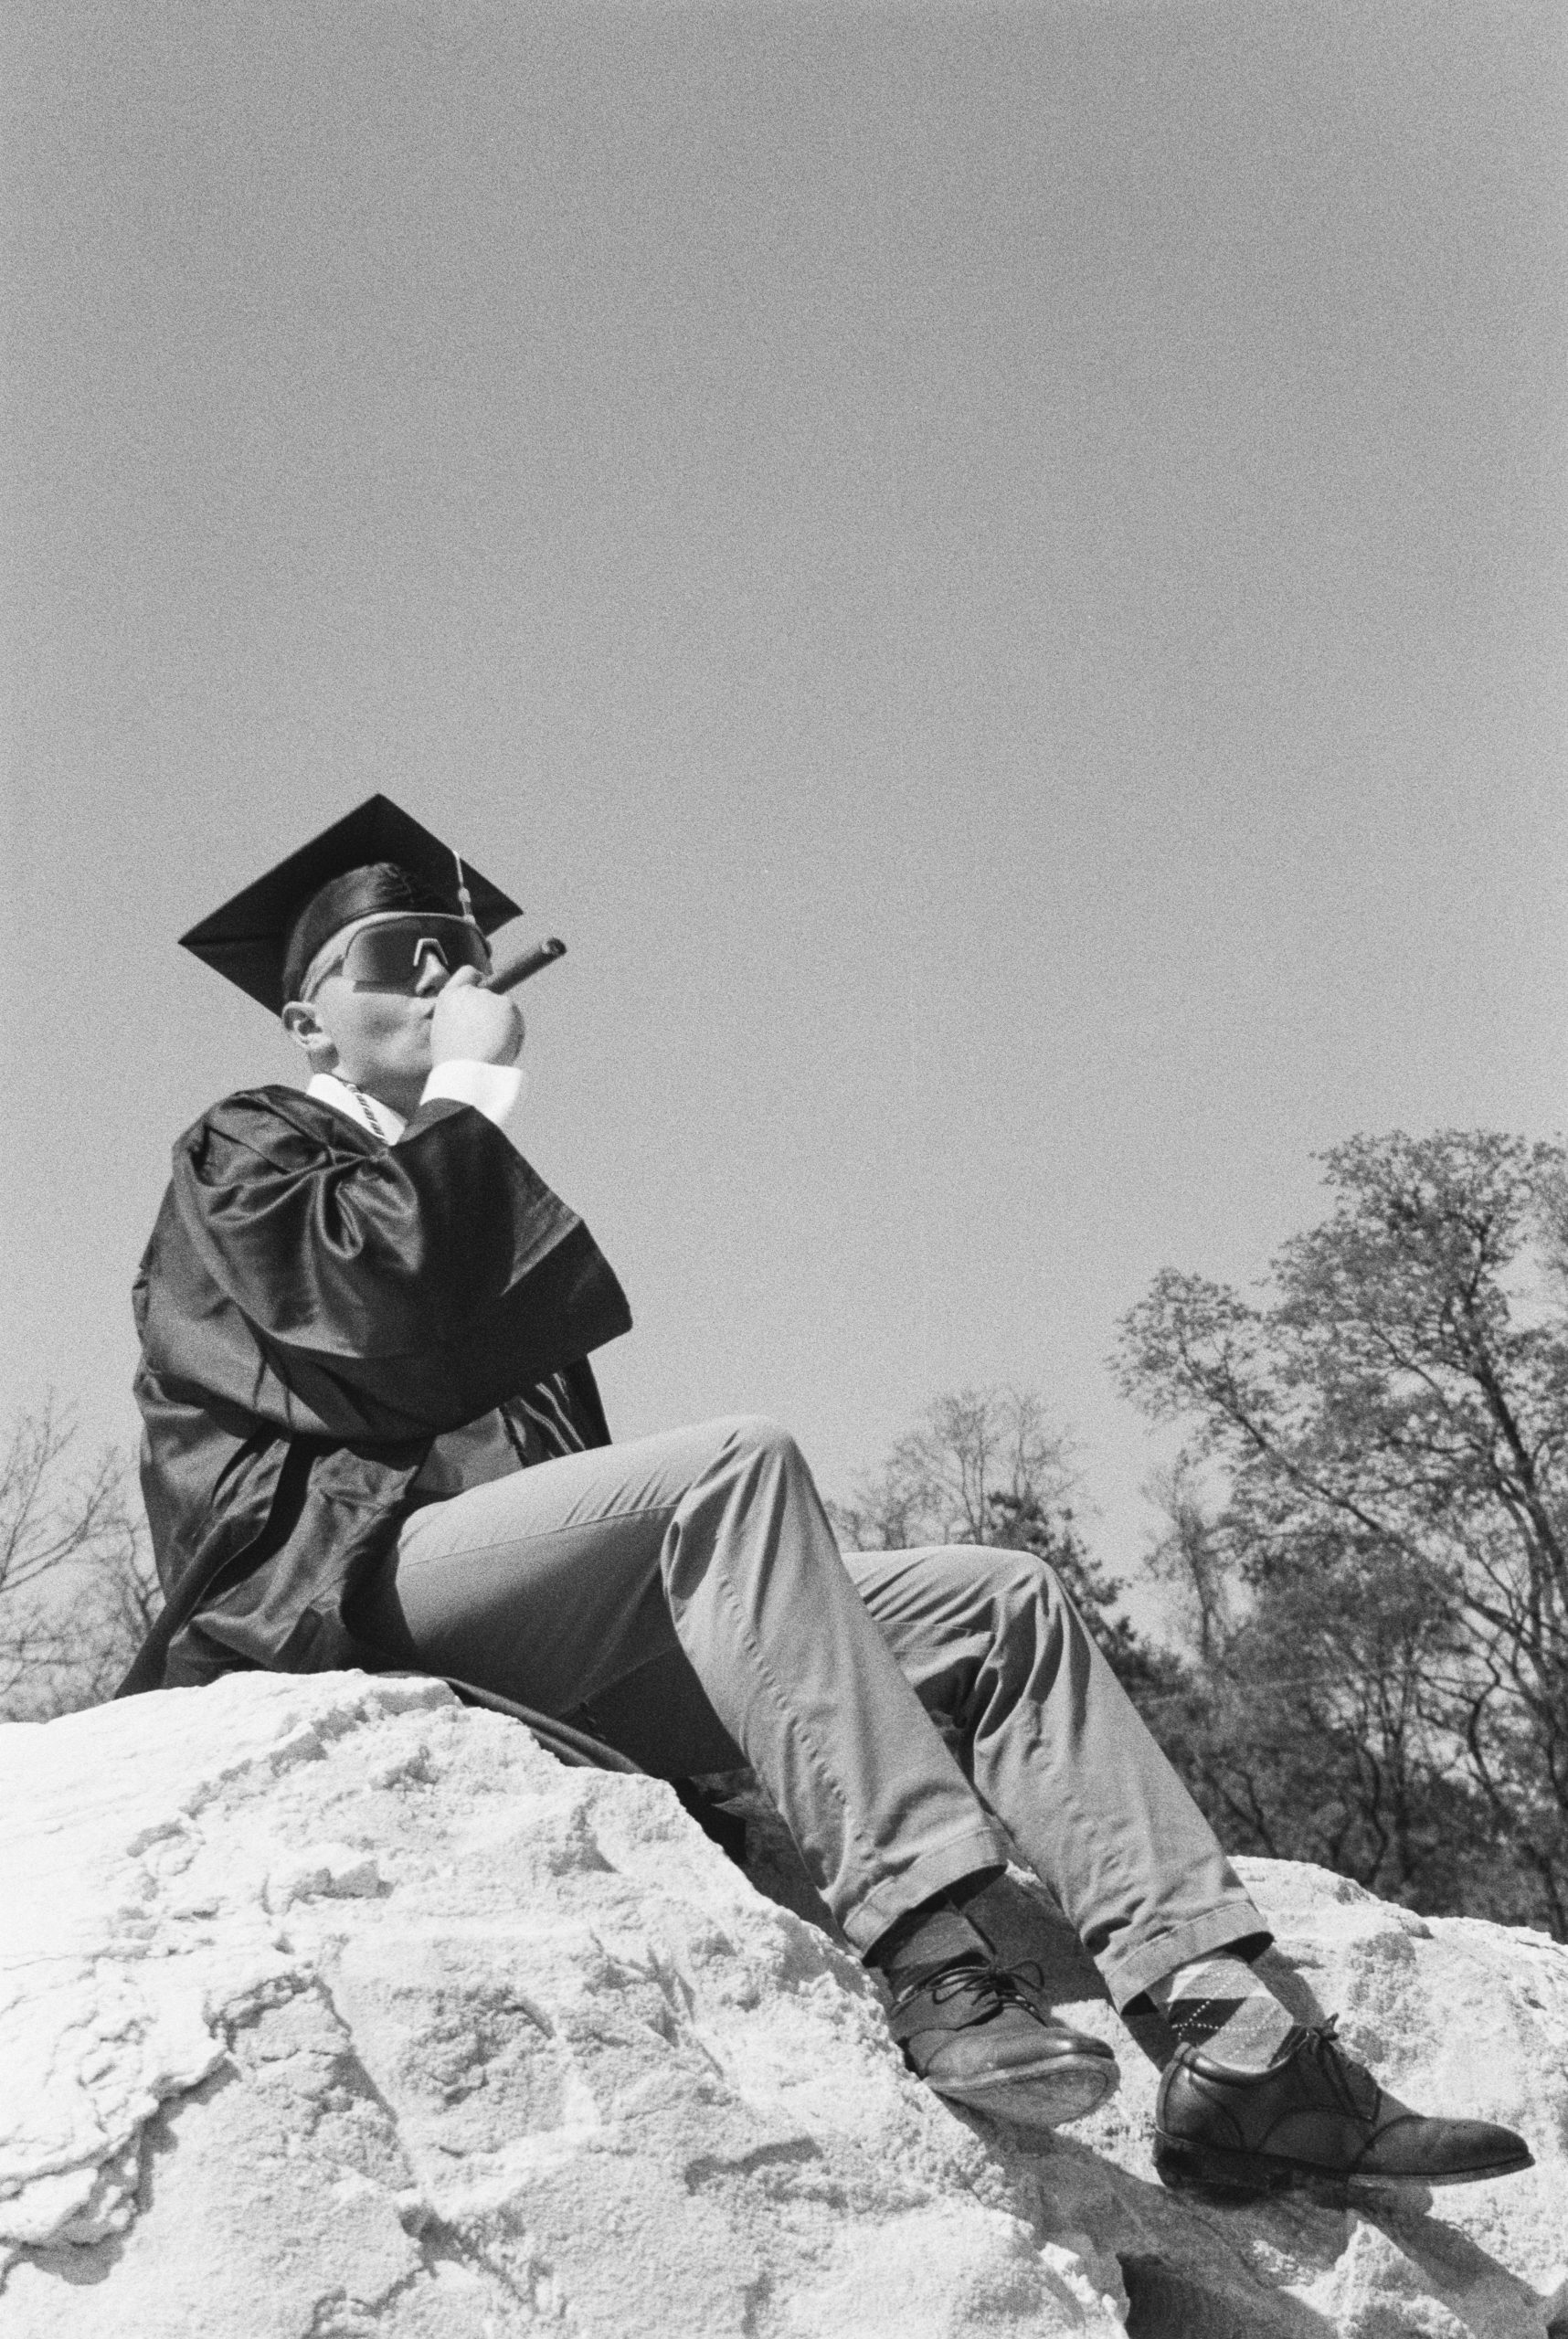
[453,848,477,927]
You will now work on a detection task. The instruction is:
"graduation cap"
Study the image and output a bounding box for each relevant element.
[180,794,524,1014]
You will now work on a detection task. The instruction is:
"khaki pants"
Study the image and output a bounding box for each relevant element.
[356,1414,1266,2007]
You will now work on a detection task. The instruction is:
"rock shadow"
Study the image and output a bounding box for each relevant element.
[11,2060,239,2291]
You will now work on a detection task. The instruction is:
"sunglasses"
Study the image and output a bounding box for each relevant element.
[304,915,493,998]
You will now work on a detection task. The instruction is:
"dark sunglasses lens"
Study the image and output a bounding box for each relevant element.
[441,925,491,975]
[344,921,490,988]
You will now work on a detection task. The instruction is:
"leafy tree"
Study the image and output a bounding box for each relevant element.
[1118,1131,1568,1934]
[0,1397,160,1720]
[1138,1460,1503,1914]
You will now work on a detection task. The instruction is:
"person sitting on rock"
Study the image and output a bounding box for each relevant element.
[122,793,1533,2201]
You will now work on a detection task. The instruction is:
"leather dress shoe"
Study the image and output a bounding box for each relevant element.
[1154,2016,1533,2196]
[889,1955,1120,2130]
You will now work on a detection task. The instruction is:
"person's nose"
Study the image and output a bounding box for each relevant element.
[412,947,450,997]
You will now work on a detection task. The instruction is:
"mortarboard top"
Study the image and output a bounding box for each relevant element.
[179,792,523,1015]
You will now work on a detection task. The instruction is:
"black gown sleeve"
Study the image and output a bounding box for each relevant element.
[164,1087,631,1440]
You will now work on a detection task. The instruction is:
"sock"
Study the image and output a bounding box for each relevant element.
[865,1871,1002,1990]
[1148,1953,1295,2071]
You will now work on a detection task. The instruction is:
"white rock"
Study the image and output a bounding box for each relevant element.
[0,1671,1563,2337]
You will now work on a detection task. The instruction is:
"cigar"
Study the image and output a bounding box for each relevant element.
[484,935,567,993]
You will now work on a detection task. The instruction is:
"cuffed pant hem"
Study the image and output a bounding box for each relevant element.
[840,1826,1007,1956]
[1098,1900,1273,2012]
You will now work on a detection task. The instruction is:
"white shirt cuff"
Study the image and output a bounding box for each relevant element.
[418,1059,529,1148]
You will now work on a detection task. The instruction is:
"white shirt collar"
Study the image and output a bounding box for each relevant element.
[302,1060,528,1149]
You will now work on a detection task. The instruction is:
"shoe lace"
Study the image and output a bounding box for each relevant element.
[895,1956,1046,2021]
[1295,2014,1380,2118]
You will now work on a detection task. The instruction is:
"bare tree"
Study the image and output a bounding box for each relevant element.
[0,1396,161,1720]
[832,1384,1077,1550]
[832,1383,1176,1701]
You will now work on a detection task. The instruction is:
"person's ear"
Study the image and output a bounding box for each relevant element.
[281,1000,338,1074]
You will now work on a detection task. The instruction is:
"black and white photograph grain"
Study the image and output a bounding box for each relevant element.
[3,3,1565,2333]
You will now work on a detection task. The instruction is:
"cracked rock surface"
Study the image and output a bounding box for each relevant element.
[2,1671,1564,2336]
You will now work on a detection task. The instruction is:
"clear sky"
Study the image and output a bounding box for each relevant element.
[4,0,1565,1597]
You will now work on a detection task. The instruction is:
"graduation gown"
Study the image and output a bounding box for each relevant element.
[127,1085,631,1690]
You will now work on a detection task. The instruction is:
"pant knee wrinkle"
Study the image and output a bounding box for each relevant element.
[399,1500,682,1574]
